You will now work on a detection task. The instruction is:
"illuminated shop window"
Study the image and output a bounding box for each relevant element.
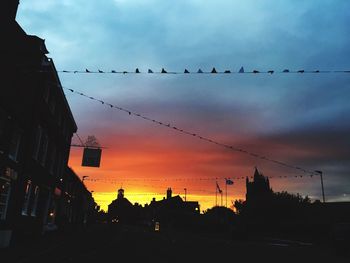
[21,180,32,216]
[0,179,11,220]
[30,186,40,217]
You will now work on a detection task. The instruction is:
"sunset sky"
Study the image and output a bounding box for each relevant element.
[17,0,350,211]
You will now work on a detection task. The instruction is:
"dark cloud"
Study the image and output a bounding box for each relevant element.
[18,0,350,205]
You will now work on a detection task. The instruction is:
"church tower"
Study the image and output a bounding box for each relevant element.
[117,188,124,199]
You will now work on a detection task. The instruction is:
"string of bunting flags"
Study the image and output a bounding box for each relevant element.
[53,67,350,75]
[23,67,350,75]
[64,87,319,176]
[84,173,317,185]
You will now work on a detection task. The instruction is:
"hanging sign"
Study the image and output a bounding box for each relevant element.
[82,148,102,167]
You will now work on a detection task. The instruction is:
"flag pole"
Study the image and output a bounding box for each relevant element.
[225,180,227,207]
[221,191,223,206]
[215,180,217,206]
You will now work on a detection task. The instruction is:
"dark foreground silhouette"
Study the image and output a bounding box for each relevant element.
[2,223,349,263]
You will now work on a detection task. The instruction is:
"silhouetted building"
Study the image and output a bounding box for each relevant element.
[166,187,172,199]
[1,0,19,22]
[108,188,135,223]
[56,167,97,228]
[1,2,77,247]
[107,187,200,228]
[245,167,273,204]
[149,188,200,228]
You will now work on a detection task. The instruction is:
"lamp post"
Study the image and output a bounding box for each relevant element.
[315,170,325,203]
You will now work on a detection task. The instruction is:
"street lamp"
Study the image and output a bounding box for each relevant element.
[82,176,89,182]
[314,170,325,203]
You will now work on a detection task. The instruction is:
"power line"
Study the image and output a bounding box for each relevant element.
[64,87,319,175]
[74,133,85,146]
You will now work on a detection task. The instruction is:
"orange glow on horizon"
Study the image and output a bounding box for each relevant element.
[92,191,242,212]
[68,128,323,212]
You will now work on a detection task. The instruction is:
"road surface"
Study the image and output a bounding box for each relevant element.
[2,224,348,263]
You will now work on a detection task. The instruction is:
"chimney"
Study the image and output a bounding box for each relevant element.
[166,187,172,199]
[3,0,20,21]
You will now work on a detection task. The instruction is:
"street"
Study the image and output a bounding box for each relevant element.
[2,224,349,263]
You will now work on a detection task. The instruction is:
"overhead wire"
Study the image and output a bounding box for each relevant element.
[83,173,316,185]
[74,133,85,146]
[63,87,319,176]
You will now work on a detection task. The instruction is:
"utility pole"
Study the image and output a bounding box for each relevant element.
[184,188,187,202]
[315,170,325,203]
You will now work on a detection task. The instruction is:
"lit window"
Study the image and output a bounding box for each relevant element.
[155,221,160,231]
[8,128,21,162]
[0,179,11,220]
[30,186,40,217]
[22,180,32,216]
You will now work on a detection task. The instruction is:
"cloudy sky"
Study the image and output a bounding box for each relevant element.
[17,0,350,210]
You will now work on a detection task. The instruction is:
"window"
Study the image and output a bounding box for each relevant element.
[21,180,32,216]
[5,167,18,180]
[0,179,11,220]
[33,126,49,166]
[8,128,21,162]
[30,186,40,217]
